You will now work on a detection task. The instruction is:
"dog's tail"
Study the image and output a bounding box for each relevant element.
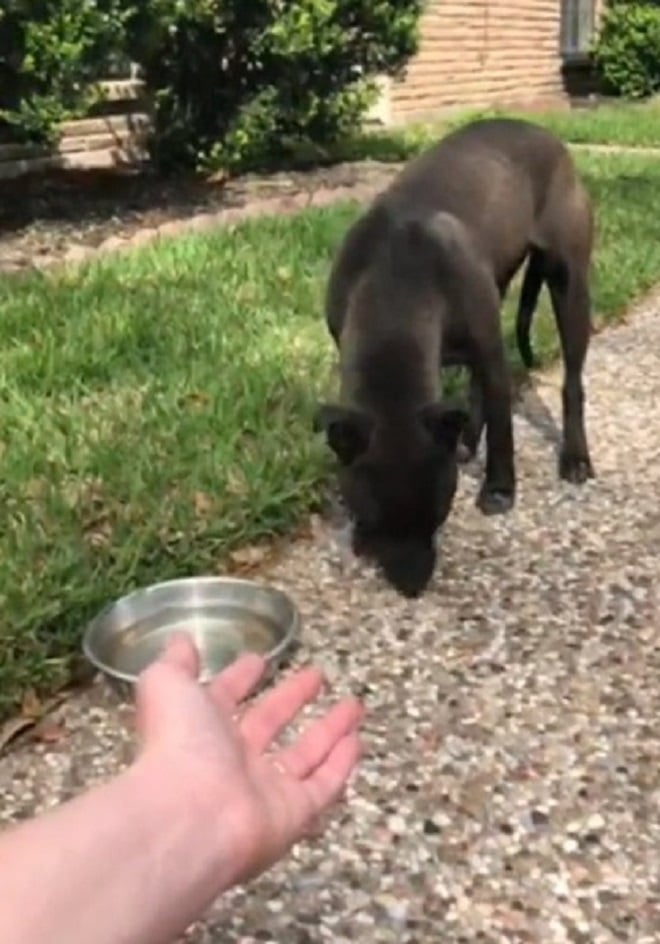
[516,248,545,369]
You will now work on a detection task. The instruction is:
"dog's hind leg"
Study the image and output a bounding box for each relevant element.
[546,258,595,484]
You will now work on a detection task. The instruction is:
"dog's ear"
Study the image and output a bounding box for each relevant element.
[313,403,373,465]
[418,401,468,451]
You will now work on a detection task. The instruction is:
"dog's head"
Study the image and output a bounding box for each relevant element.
[313,400,467,597]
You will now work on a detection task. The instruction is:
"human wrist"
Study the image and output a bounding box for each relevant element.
[127,747,241,901]
[0,744,242,944]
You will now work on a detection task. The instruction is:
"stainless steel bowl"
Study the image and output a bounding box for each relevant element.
[82,576,300,696]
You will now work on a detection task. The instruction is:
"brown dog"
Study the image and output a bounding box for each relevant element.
[314,117,594,597]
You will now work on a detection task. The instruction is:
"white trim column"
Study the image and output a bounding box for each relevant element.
[365,75,393,126]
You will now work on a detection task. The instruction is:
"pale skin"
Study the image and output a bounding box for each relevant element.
[0,633,364,944]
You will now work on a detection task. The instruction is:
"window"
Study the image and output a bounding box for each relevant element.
[560,0,596,57]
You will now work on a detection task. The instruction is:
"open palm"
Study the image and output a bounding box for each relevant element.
[135,634,363,888]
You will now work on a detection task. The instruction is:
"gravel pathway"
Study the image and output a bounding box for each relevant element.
[3,291,660,943]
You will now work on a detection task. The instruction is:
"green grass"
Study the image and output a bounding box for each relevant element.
[2,149,660,719]
[519,98,660,148]
[319,98,660,167]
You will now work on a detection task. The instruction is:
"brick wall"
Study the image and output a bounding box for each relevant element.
[388,0,570,123]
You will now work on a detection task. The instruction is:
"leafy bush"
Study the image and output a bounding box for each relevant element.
[0,1,422,169]
[126,0,423,173]
[0,0,131,143]
[593,1,660,99]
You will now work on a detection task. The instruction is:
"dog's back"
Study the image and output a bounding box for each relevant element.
[326,117,591,359]
[382,118,582,282]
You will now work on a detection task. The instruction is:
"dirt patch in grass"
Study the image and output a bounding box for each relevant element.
[0,160,399,274]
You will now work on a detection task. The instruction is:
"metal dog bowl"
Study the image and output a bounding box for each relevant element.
[82,576,300,695]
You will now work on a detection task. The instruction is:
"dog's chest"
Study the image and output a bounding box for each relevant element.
[441,322,475,368]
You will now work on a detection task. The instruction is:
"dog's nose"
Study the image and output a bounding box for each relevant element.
[377,541,436,598]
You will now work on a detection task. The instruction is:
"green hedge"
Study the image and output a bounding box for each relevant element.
[0,0,130,143]
[593,1,660,99]
[128,1,423,173]
[0,1,423,171]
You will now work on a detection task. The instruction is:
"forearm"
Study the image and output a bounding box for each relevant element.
[0,752,231,944]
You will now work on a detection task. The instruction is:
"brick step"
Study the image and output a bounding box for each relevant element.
[0,112,151,179]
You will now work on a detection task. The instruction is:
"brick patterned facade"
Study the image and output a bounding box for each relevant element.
[372,0,602,125]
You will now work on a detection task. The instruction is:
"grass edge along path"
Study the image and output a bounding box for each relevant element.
[2,147,660,723]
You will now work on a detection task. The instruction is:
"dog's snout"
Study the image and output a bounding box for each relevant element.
[377,540,437,598]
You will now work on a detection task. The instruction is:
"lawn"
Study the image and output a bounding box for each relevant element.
[328,98,660,167]
[520,97,660,148]
[2,148,660,720]
[449,97,660,150]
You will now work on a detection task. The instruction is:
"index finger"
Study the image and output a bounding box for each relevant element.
[208,652,267,710]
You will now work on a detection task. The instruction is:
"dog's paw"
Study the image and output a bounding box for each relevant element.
[559,452,595,485]
[477,486,515,516]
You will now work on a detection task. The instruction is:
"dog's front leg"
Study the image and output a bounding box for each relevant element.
[457,369,484,463]
[475,341,516,515]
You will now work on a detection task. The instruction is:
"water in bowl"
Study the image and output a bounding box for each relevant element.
[108,603,279,678]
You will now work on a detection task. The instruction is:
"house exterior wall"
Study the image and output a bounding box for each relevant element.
[386,0,576,124]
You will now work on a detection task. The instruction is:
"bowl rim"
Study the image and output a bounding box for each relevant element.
[82,575,301,685]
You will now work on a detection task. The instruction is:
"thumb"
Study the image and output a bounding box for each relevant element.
[158,631,200,678]
[134,632,200,744]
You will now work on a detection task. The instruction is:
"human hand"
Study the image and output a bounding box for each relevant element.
[135,633,364,887]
